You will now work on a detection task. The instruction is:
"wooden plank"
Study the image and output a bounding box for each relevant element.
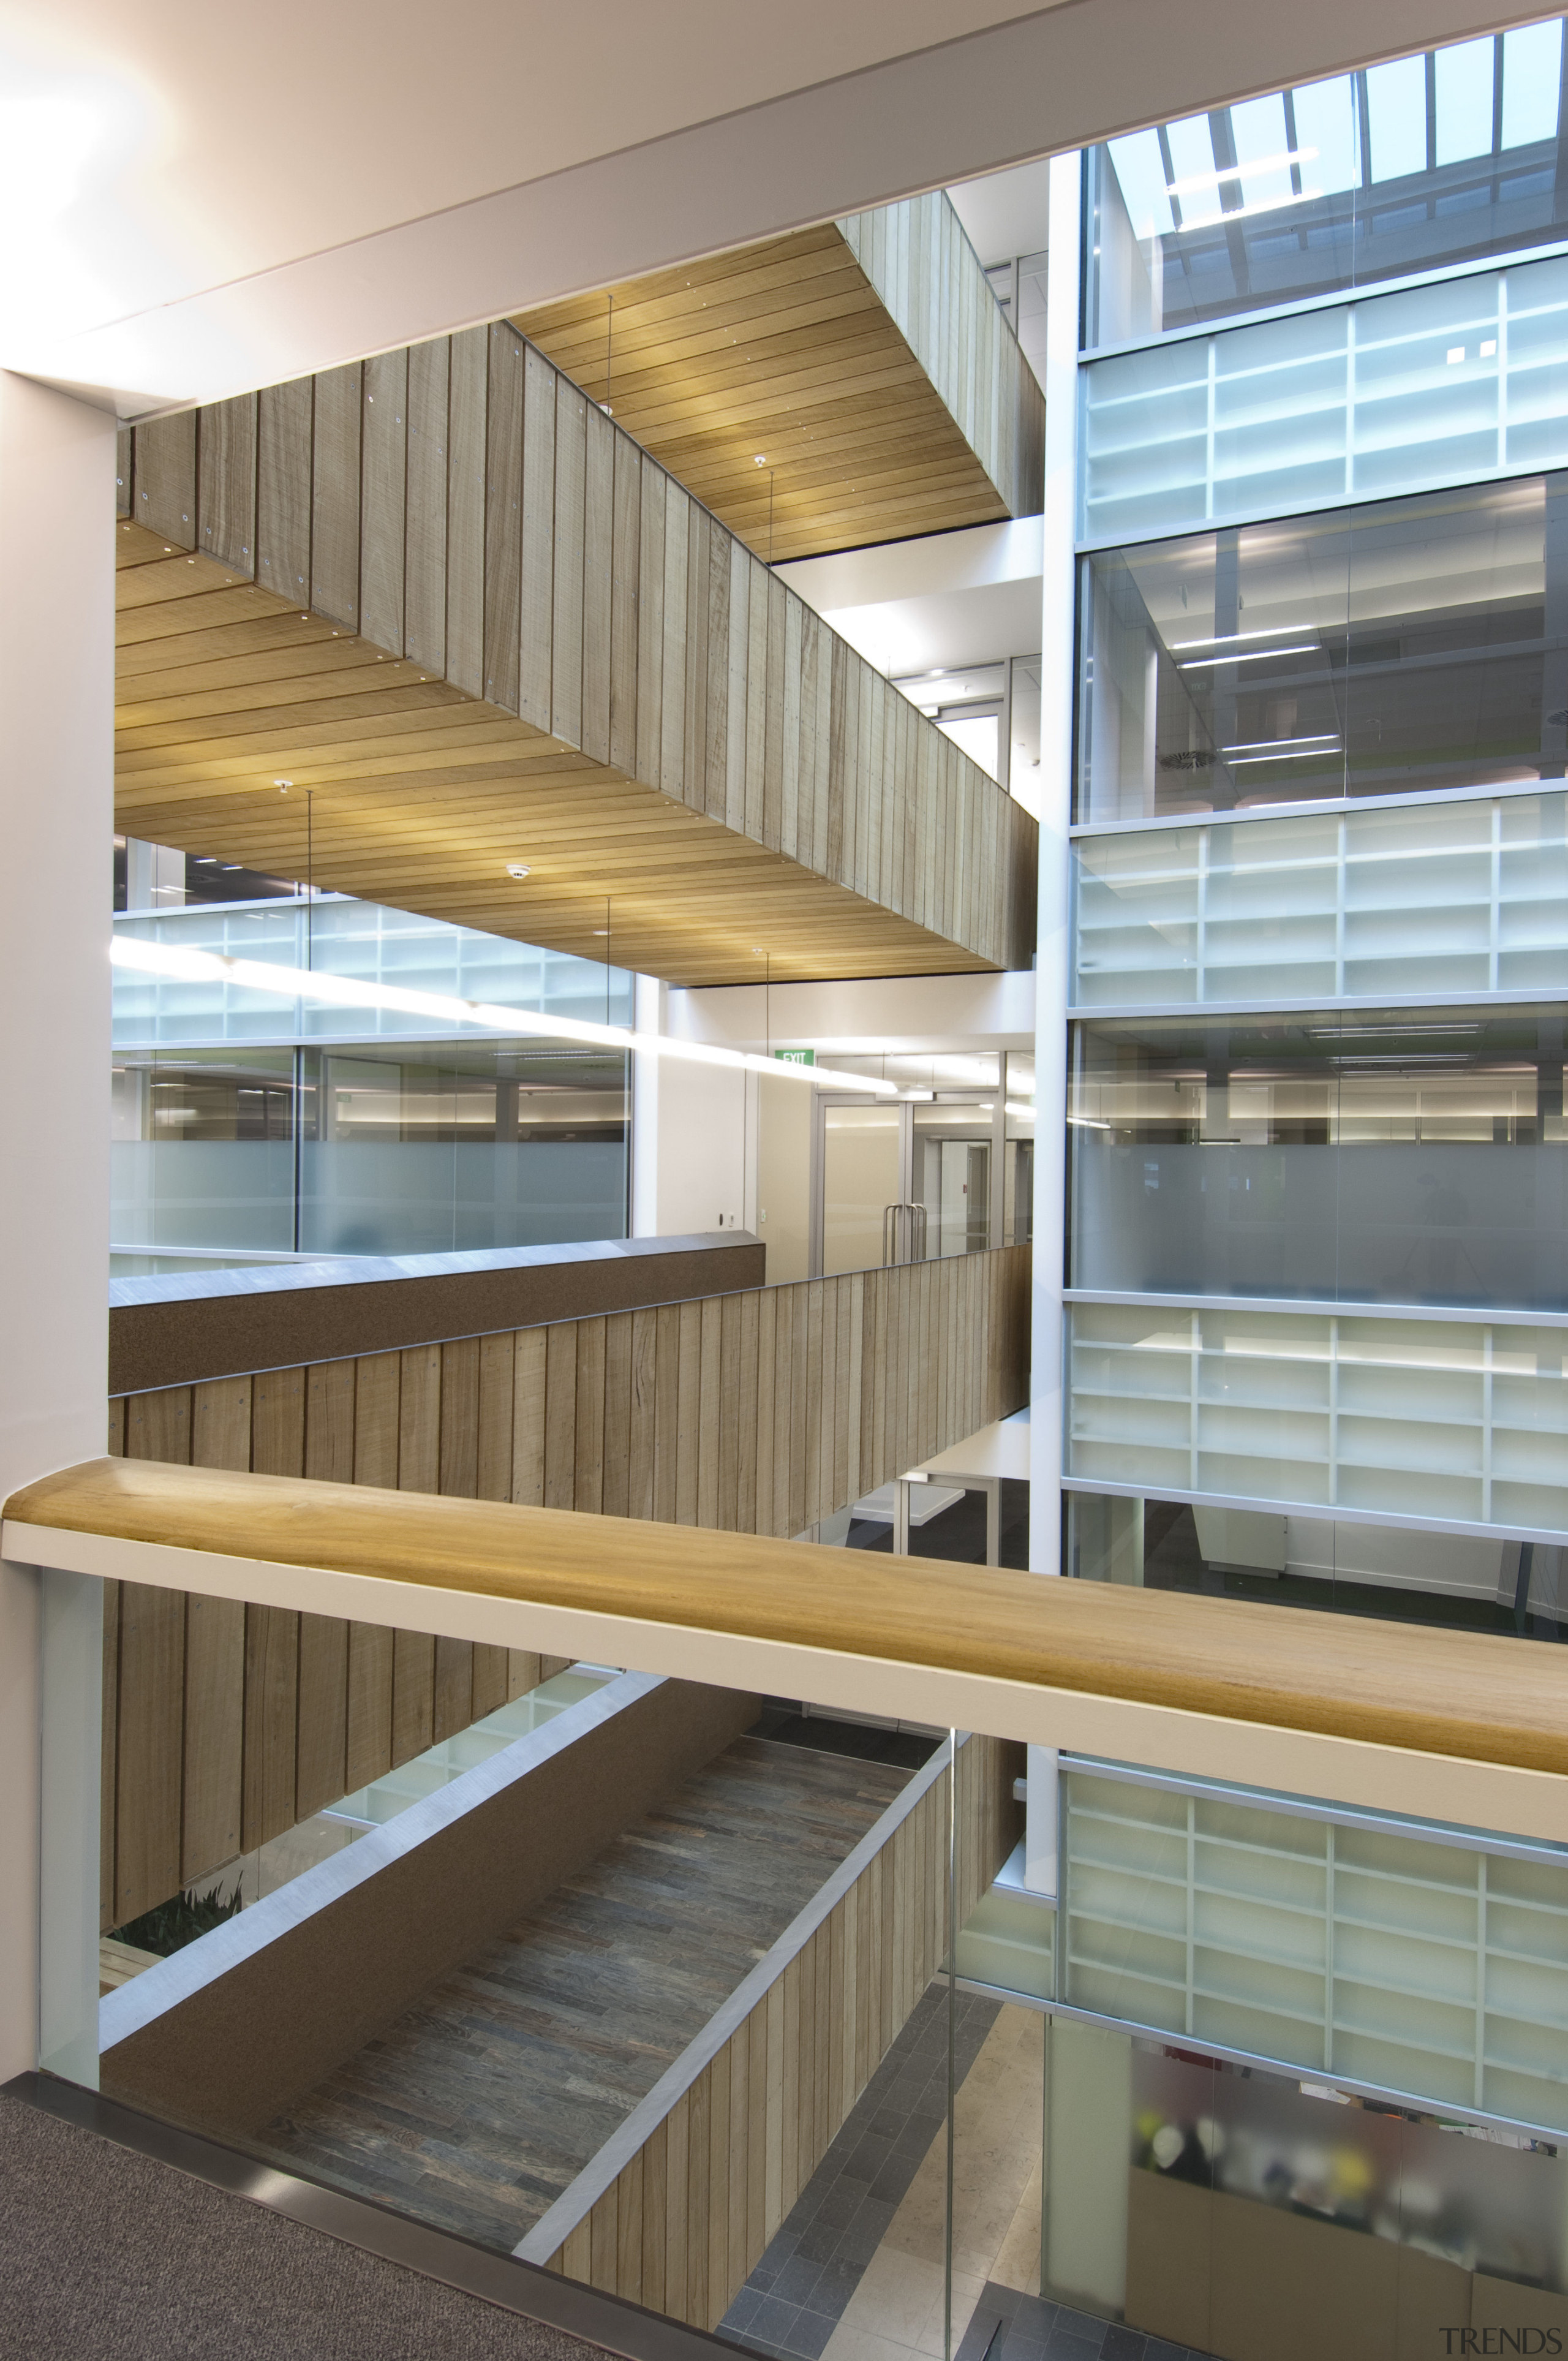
[439,1336,481,1499]
[311,362,363,630]
[190,1376,251,1472]
[345,1622,394,1790]
[659,478,688,803]
[484,325,525,712]
[653,1302,680,1525]
[544,1323,578,1509]
[445,328,488,698]
[397,1346,441,1495]
[404,335,450,675]
[472,1641,508,1720]
[600,1311,633,1521]
[551,371,587,749]
[636,459,666,788]
[433,1634,473,1742]
[391,1629,436,1763]
[476,1331,516,1502]
[197,395,257,575]
[360,348,408,656]
[305,1361,357,1486]
[181,1588,245,1886]
[512,1327,548,1505]
[115,1580,186,1922]
[124,1386,192,1467]
[581,400,615,767]
[352,1351,401,1489]
[628,1306,657,1522]
[241,1602,299,1853]
[609,436,641,774]
[518,341,557,730]
[295,1612,350,1816]
[675,1299,701,1527]
[574,1315,606,1517]
[135,411,197,546]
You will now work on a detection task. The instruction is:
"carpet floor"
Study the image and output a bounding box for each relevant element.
[0,2090,614,2361]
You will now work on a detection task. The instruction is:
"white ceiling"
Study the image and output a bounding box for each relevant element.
[2,0,1549,413]
[777,520,1044,676]
[947,159,1052,266]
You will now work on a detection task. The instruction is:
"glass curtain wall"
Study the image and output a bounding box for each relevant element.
[1077,475,1568,822]
[1085,20,1568,347]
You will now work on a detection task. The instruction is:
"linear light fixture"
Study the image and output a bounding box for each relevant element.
[110,939,899,1096]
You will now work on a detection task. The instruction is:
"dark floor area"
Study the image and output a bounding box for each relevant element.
[0,2089,611,2361]
[720,1982,1000,2361]
[846,1479,1030,1570]
[1133,1500,1568,1643]
[256,1733,912,2253]
[752,1704,939,1770]
[958,2280,1219,2361]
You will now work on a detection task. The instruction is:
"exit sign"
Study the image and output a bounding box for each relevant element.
[773,1047,815,1067]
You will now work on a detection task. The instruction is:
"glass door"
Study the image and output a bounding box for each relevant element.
[820,1099,904,1275]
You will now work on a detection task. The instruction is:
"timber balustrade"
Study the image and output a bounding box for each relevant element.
[93,1245,1030,1923]
[521,1732,1020,2327]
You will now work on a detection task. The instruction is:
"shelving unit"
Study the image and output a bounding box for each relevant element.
[1072,789,1568,1009]
[1082,249,1568,545]
[1067,1299,1568,1531]
[1061,1767,1568,2129]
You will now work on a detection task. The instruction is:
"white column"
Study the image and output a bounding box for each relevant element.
[1025,154,1083,1906]
[0,372,117,2082]
[630,972,664,1236]
[1028,152,1082,1577]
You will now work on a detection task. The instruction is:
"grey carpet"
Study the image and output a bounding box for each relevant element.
[0,2092,614,2360]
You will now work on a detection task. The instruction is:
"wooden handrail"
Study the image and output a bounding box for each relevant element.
[9,1458,1568,1804]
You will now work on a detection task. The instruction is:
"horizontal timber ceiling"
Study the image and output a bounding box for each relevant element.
[511,200,1044,565]
[118,323,1035,987]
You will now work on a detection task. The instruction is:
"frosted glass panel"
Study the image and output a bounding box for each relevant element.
[1070,1004,1568,1312]
[1062,1762,1568,2133]
[1066,1301,1568,1531]
[113,895,631,1047]
[1085,26,1568,347]
[1072,792,1568,1003]
[1083,254,1568,545]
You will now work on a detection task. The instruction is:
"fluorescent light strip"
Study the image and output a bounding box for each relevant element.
[109,940,898,1097]
[1170,627,1316,651]
[1222,735,1340,754]
[1178,645,1317,670]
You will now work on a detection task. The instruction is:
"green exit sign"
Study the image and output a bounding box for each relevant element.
[773,1047,815,1067]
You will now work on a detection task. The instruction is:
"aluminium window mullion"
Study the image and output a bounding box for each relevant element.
[1476,1854,1489,2112]
[1334,815,1348,996]
[1489,802,1502,992]
[1185,1792,1197,2039]
[1195,826,1210,998]
[1325,1823,1336,2073]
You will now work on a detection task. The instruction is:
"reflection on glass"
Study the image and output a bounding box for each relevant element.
[1085,22,1568,348]
[1066,1490,1568,1644]
[1078,477,1568,822]
[1069,1005,1568,1311]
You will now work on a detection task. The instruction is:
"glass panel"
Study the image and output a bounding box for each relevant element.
[1068,1490,1568,1643]
[913,1100,993,1256]
[1066,1301,1568,1533]
[1074,793,1568,1006]
[113,891,632,1046]
[823,1101,903,1274]
[1084,23,1568,349]
[1070,1005,1568,1312]
[1077,475,1568,823]
[111,1049,298,1255]
[1082,254,1568,546]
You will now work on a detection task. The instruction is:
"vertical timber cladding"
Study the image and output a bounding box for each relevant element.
[100,1246,1030,1926]
[539,1733,1022,2326]
[118,322,1036,984]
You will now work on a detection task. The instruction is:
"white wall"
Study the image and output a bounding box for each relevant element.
[669,970,1035,1056]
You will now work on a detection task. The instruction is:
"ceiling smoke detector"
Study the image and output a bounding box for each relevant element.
[505,862,531,879]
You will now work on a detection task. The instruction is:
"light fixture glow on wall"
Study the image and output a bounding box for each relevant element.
[110,938,897,1095]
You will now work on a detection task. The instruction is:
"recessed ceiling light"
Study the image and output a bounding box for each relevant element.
[754,455,766,466]
[505,863,531,879]
[591,929,610,936]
